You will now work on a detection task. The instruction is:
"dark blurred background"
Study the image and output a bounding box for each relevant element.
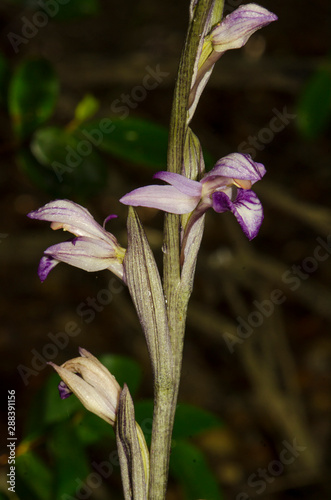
[0,0,331,498]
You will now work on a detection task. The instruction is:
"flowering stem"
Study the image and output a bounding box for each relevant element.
[164,0,214,292]
[148,1,223,499]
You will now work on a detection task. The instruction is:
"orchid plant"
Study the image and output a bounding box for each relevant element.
[28,2,277,499]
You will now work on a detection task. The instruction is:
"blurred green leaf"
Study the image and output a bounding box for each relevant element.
[170,440,223,500]
[27,125,107,197]
[99,354,142,396]
[16,451,52,500]
[74,94,100,124]
[48,424,90,499]
[297,64,331,139]
[172,403,223,440]
[31,126,77,165]
[133,399,153,445]
[134,400,223,447]
[83,116,169,169]
[23,371,83,433]
[8,59,59,141]
[17,148,64,196]
[76,411,115,445]
[0,53,10,108]
[43,372,82,426]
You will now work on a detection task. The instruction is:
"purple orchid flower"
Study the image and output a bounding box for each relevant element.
[210,4,278,53]
[189,4,277,118]
[120,153,266,240]
[28,200,126,282]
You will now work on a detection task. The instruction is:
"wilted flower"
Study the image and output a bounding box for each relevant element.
[189,4,277,116]
[28,199,126,282]
[120,153,266,240]
[49,348,121,426]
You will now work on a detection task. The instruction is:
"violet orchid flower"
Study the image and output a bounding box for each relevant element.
[49,348,121,426]
[210,4,278,53]
[28,200,126,282]
[189,4,277,117]
[120,153,266,240]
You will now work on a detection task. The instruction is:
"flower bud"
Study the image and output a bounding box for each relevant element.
[49,348,121,426]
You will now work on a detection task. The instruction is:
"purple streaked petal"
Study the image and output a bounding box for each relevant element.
[120,185,199,214]
[211,190,233,213]
[44,237,120,272]
[28,200,113,242]
[212,189,263,239]
[153,171,202,197]
[204,153,266,183]
[211,4,278,53]
[58,380,72,400]
[38,255,60,282]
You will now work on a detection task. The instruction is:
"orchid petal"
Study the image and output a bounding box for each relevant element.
[204,153,266,183]
[58,381,72,399]
[62,358,121,411]
[153,171,202,197]
[38,256,60,282]
[212,189,263,239]
[79,347,114,379]
[44,237,123,275]
[120,185,199,214]
[28,199,114,242]
[211,4,278,53]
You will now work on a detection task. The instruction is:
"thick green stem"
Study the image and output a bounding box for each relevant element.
[148,384,177,499]
[148,2,221,500]
[164,0,215,297]
[165,0,216,358]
